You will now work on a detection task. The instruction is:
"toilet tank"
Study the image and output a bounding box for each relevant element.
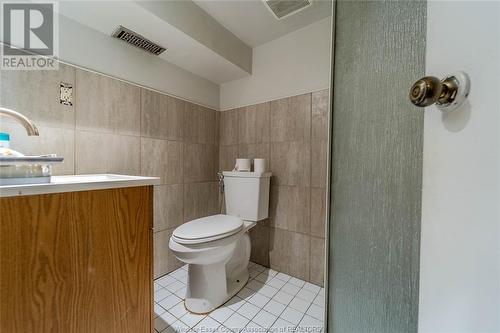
[222,171,272,221]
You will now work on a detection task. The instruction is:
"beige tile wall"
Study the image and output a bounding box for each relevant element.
[0,63,329,286]
[219,90,329,286]
[0,63,220,279]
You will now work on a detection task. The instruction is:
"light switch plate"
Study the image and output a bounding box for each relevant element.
[60,83,73,106]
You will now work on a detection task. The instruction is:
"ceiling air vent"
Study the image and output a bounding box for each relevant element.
[111,25,166,56]
[264,0,312,20]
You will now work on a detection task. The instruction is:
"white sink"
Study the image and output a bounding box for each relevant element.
[0,174,160,197]
[51,174,149,184]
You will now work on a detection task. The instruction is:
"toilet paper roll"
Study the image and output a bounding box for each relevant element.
[253,158,266,173]
[234,158,251,172]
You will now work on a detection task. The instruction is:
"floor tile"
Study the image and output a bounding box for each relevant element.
[274,272,291,282]
[313,293,325,307]
[302,282,321,294]
[272,291,294,305]
[210,306,234,324]
[166,280,186,293]
[263,299,286,317]
[251,263,266,272]
[236,301,260,320]
[248,269,261,280]
[246,279,265,291]
[224,312,250,332]
[155,316,170,332]
[226,296,246,312]
[296,315,323,332]
[171,268,188,280]
[155,302,167,318]
[252,310,277,329]
[257,285,278,298]
[169,301,189,319]
[193,316,221,333]
[306,304,324,321]
[153,263,324,333]
[158,311,178,328]
[161,326,177,333]
[157,275,177,287]
[266,277,287,290]
[174,286,187,299]
[269,318,296,333]
[242,321,262,333]
[176,275,188,284]
[159,294,182,311]
[288,277,306,288]
[288,297,310,313]
[247,293,271,308]
[237,287,256,301]
[180,312,206,328]
[156,288,172,302]
[169,319,190,333]
[279,307,303,325]
[254,272,274,284]
[296,288,316,303]
[281,283,301,296]
[216,324,231,333]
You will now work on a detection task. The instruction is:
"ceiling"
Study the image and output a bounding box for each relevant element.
[58,1,251,84]
[193,0,333,47]
[56,0,331,84]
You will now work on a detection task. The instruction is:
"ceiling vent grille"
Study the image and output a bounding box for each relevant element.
[111,26,166,56]
[264,0,312,19]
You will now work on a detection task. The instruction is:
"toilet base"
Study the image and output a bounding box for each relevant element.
[184,264,249,314]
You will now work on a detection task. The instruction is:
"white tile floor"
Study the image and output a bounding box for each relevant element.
[154,262,325,333]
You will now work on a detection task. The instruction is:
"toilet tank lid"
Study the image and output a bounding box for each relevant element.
[222,171,272,178]
[172,214,243,241]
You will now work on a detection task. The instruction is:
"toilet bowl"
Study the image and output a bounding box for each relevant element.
[168,171,271,314]
[169,214,256,313]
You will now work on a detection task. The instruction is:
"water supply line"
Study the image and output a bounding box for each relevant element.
[217,171,225,213]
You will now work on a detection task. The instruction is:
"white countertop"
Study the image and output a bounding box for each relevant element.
[0,174,161,198]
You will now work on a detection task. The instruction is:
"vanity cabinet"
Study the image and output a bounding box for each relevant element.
[0,186,153,332]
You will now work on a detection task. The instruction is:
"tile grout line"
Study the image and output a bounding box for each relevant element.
[154,263,324,332]
[73,67,77,175]
[308,92,313,284]
[243,267,304,332]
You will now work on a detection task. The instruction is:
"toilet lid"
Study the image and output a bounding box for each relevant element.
[172,214,243,244]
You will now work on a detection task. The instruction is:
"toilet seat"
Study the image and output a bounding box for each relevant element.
[172,214,243,245]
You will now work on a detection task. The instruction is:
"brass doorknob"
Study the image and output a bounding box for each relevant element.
[409,72,470,112]
[410,76,443,107]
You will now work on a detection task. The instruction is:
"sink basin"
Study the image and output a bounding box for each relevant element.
[0,155,64,185]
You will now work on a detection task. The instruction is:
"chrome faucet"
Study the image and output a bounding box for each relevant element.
[0,107,39,136]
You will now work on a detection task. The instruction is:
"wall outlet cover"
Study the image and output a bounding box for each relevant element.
[60,83,73,106]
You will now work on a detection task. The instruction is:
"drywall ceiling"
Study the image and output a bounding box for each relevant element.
[56,0,332,84]
[57,1,251,84]
[193,0,333,47]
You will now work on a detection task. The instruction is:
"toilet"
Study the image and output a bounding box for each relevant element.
[169,171,271,314]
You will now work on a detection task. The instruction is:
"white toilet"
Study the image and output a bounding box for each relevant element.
[169,171,271,314]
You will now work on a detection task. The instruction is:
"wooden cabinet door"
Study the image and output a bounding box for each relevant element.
[0,186,153,333]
